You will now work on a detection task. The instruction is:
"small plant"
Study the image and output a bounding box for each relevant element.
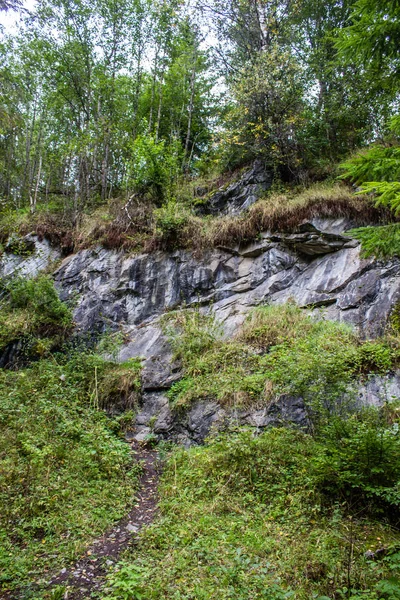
[153,199,190,242]
[104,562,146,600]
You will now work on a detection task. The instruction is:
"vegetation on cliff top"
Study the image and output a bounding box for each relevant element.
[0,0,399,257]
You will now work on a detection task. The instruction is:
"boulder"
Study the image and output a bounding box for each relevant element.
[199,160,273,216]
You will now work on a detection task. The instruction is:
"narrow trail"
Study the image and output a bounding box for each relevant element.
[47,442,160,599]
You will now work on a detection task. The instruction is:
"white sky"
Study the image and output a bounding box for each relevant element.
[0,0,36,34]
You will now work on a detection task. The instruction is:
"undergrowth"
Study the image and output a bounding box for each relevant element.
[0,276,143,595]
[0,349,142,595]
[162,304,400,415]
[104,425,400,600]
[0,275,73,362]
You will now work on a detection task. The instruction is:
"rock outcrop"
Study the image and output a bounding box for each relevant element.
[50,217,400,444]
[0,234,60,279]
[198,160,273,216]
[2,218,400,444]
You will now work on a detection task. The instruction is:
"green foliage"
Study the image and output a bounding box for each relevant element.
[348,225,400,259]
[0,351,142,592]
[164,304,399,415]
[153,199,190,241]
[337,0,400,82]
[340,118,400,216]
[127,135,181,203]
[105,426,400,599]
[340,146,400,187]
[314,411,400,514]
[0,275,72,355]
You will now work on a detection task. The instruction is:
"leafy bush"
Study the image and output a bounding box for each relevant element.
[0,275,73,357]
[153,199,190,242]
[315,411,400,516]
[127,135,181,203]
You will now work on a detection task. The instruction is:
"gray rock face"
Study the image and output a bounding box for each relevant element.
[199,160,273,216]
[52,217,400,444]
[0,234,61,279]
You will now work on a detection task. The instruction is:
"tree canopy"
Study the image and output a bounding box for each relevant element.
[0,0,399,216]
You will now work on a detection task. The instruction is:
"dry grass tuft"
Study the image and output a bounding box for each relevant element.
[13,182,393,257]
[150,183,392,253]
[209,184,392,248]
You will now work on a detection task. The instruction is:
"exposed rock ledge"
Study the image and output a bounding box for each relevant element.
[2,218,400,444]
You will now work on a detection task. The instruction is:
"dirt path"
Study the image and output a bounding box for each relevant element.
[47,442,160,599]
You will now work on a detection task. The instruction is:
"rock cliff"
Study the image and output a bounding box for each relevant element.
[2,214,400,445]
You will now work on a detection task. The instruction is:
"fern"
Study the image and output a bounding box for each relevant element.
[340,116,400,214]
[348,223,400,258]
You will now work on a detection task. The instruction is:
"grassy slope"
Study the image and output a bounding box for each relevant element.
[105,428,400,600]
[163,304,400,411]
[0,278,143,596]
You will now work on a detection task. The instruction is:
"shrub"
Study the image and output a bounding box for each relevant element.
[126,135,181,204]
[314,411,400,517]
[153,199,190,244]
[0,275,73,358]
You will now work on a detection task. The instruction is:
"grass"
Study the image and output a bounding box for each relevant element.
[0,351,143,596]
[3,181,393,257]
[162,303,400,414]
[103,302,400,599]
[0,277,143,596]
[104,425,400,600]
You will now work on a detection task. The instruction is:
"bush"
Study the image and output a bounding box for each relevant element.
[314,411,400,517]
[126,135,181,203]
[153,199,190,243]
[0,275,73,358]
